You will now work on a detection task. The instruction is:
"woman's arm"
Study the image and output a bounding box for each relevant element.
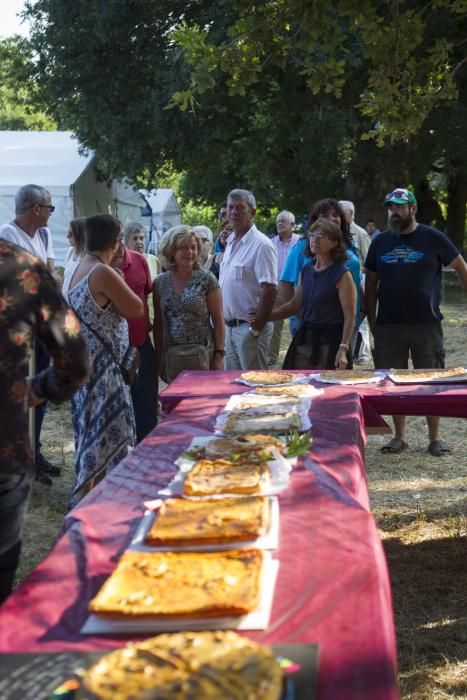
[90,265,143,318]
[207,287,225,370]
[152,283,165,369]
[270,279,302,321]
[335,271,357,369]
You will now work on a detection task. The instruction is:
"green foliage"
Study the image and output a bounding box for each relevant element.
[0,36,56,130]
[19,0,467,241]
[170,0,464,145]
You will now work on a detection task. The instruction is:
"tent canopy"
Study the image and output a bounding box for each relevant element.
[0,131,145,264]
[0,131,94,196]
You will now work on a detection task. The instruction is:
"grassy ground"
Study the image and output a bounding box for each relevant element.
[17,304,467,698]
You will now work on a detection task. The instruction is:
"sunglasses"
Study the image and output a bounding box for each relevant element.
[35,203,56,212]
[385,190,410,202]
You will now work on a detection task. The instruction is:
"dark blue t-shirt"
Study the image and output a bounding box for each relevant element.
[365,224,458,324]
[301,260,348,325]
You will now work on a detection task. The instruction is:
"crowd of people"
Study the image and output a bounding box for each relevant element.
[1,181,466,601]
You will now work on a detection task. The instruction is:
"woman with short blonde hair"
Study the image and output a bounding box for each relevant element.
[158,225,204,271]
[153,225,225,382]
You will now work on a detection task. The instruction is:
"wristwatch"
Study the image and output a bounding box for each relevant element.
[214,349,226,356]
[249,326,260,338]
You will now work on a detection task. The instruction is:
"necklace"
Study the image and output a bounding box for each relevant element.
[87,252,106,264]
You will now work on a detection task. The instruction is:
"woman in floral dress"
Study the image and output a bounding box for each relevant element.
[68,215,143,505]
[153,225,225,382]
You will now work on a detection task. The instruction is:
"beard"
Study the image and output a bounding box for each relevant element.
[389,210,414,235]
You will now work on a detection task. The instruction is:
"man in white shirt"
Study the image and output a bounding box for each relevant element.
[339,200,372,363]
[0,184,60,485]
[219,189,277,370]
[0,185,56,269]
[269,210,299,365]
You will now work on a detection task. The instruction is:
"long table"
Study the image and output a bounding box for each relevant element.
[0,387,398,699]
[160,370,467,427]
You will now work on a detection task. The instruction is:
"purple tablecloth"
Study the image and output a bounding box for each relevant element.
[0,388,398,699]
[161,370,467,423]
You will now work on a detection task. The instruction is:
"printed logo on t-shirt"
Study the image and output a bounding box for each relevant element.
[380,244,424,264]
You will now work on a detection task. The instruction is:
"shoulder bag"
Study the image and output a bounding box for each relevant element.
[69,301,140,385]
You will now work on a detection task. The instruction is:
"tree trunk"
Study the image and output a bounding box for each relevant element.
[446,173,467,252]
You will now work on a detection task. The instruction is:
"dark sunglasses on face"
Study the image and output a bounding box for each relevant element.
[35,203,55,212]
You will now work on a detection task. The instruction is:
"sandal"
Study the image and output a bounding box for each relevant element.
[381,438,408,454]
[427,440,451,457]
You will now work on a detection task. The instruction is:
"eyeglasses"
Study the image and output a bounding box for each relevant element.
[385,190,410,202]
[35,203,55,212]
[309,233,331,241]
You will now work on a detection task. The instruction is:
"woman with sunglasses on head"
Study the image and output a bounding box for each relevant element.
[279,198,361,339]
[254,219,356,370]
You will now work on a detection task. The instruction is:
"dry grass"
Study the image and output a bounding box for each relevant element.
[17,305,467,699]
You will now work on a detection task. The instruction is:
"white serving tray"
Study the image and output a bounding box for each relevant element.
[176,435,299,471]
[81,554,279,635]
[223,393,312,415]
[129,496,280,553]
[215,410,311,435]
[159,449,291,499]
[233,373,310,387]
[313,371,387,385]
[387,369,467,384]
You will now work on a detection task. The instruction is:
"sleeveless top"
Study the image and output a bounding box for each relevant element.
[301,261,348,326]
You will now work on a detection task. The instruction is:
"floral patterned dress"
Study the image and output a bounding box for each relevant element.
[154,268,218,346]
[68,271,135,504]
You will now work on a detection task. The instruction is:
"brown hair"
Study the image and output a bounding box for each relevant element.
[86,214,122,252]
[69,217,87,257]
[305,218,347,263]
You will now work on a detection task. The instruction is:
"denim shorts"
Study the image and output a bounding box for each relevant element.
[373,321,445,370]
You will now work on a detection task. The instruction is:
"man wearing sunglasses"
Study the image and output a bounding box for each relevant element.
[0,184,57,271]
[365,187,467,457]
[0,184,60,485]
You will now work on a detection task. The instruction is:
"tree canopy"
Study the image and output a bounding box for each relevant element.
[19,0,467,242]
[0,37,55,130]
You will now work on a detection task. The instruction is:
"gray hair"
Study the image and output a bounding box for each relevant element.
[227,189,256,211]
[276,210,295,224]
[124,221,146,244]
[159,224,204,270]
[15,184,51,214]
[193,225,213,243]
[338,200,355,215]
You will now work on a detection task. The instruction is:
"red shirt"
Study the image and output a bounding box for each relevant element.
[121,248,152,347]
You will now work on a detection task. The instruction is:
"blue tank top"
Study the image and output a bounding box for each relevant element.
[301,261,348,325]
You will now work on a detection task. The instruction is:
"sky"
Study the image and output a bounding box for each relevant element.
[0,0,30,39]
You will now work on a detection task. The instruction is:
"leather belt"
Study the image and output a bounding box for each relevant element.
[225,318,248,327]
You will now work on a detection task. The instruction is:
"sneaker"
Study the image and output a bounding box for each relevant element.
[36,453,62,477]
[35,469,53,486]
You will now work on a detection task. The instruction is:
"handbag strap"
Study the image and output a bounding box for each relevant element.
[68,299,122,369]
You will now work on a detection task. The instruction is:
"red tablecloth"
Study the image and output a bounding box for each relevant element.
[0,390,398,699]
[161,370,467,423]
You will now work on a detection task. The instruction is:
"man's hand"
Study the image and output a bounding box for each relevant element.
[23,377,45,409]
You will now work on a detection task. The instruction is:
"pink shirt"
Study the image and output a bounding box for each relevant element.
[271,233,300,276]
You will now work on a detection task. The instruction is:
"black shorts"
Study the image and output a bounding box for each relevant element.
[373,322,445,370]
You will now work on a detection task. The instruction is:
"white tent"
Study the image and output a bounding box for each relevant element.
[139,188,181,253]
[0,131,144,265]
